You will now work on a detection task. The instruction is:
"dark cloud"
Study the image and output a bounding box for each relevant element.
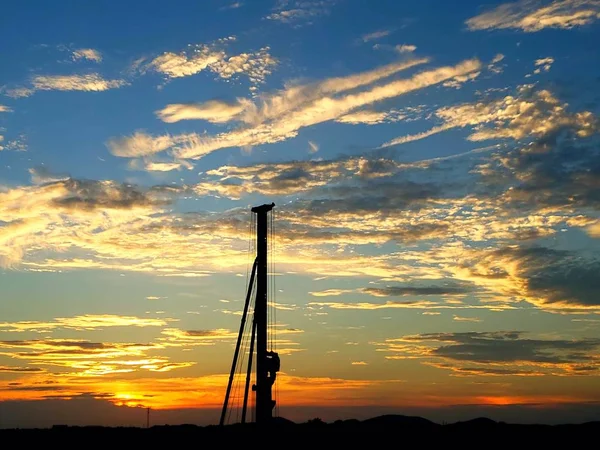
[479,246,600,307]
[404,331,600,365]
[4,384,67,392]
[1,339,118,349]
[0,366,43,373]
[53,178,177,211]
[482,132,600,211]
[29,166,69,184]
[429,362,540,376]
[453,366,539,376]
[308,179,443,214]
[0,339,153,358]
[184,330,227,337]
[362,282,474,297]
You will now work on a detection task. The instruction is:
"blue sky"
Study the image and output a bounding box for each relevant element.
[1,0,600,427]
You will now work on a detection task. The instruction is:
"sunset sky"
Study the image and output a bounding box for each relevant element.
[1,0,600,428]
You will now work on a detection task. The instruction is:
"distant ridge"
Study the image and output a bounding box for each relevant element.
[360,414,436,428]
[0,414,598,441]
[448,417,499,427]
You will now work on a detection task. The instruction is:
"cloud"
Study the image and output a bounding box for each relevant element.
[1,86,34,98]
[396,44,417,53]
[0,338,182,376]
[72,48,103,63]
[490,140,600,213]
[533,56,554,73]
[191,154,434,199]
[111,57,480,161]
[106,131,182,157]
[466,0,600,32]
[453,315,483,322]
[382,85,599,147]
[0,104,12,112]
[148,45,226,78]
[208,47,278,86]
[29,166,69,184]
[141,161,192,172]
[308,300,489,310]
[32,74,127,92]
[488,54,506,73]
[442,70,481,89]
[178,58,479,160]
[159,328,238,346]
[0,366,43,373]
[220,1,244,10]
[146,37,276,87]
[381,124,452,147]
[0,314,169,333]
[309,289,354,297]
[587,222,600,237]
[492,54,505,64]
[156,100,247,124]
[361,29,393,42]
[382,331,600,377]
[3,73,126,98]
[335,109,408,125]
[0,176,181,267]
[6,76,598,291]
[446,244,600,311]
[265,0,338,25]
[360,283,474,297]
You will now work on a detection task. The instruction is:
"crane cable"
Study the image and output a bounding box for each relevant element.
[270,207,279,417]
[226,210,256,425]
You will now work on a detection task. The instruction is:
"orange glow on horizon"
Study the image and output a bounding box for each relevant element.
[1,373,597,411]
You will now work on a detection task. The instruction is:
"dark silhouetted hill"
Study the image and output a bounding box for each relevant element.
[0,415,597,442]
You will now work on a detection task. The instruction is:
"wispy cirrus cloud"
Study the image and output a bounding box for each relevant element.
[3,74,127,98]
[308,300,481,310]
[0,105,10,150]
[453,315,483,322]
[157,100,247,124]
[0,338,191,376]
[335,109,411,125]
[32,74,126,92]
[159,328,238,346]
[0,314,170,333]
[265,0,338,25]
[220,1,244,10]
[382,84,598,148]
[466,0,600,32]
[110,57,480,161]
[361,29,393,42]
[309,289,354,297]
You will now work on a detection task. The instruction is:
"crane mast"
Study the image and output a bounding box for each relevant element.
[220,202,279,426]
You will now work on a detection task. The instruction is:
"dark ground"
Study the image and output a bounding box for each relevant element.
[1,415,598,443]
